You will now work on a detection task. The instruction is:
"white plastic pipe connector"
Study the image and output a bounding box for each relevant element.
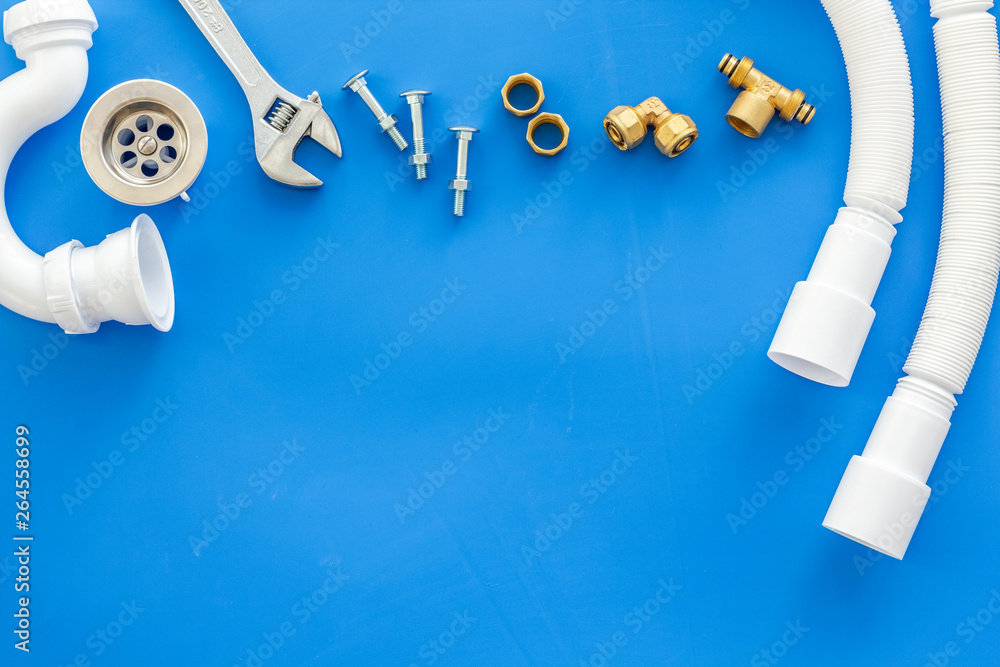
[0,0,174,333]
[824,0,1000,559]
[768,0,914,386]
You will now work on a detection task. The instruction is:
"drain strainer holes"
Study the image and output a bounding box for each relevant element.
[156,124,175,141]
[82,79,208,205]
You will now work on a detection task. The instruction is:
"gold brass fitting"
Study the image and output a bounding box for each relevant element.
[502,73,545,117]
[527,112,569,156]
[603,97,698,158]
[718,54,816,138]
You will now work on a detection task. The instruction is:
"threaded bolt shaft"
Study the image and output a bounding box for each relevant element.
[387,126,408,151]
[448,126,478,218]
[414,138,428,179]
[453,190,465,217]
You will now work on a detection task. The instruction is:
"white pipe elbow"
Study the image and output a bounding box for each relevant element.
[0,0,174,333]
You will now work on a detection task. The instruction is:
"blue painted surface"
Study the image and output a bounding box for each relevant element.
[1,1,998,665]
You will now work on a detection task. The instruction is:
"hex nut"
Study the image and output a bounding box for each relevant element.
[526,112,569,156]
[603,105,647,151]
[654,114,699,157]
[448,178,472,191]
[502,73,545,117]
[409,153,432,166]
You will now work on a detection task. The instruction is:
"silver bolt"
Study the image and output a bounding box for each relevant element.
[342,69,408,152]
[400,89,432,180]
[137,136,157,156]
[447,126,479,217]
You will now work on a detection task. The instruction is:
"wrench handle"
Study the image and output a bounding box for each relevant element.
[177,0,265,89]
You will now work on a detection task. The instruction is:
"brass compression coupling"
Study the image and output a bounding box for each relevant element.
[718,54,815,138]
[603,97,698,158]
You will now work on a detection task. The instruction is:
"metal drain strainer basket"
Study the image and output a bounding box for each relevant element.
[82,79,207,206]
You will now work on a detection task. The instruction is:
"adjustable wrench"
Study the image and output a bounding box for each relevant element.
[178,0,342,188]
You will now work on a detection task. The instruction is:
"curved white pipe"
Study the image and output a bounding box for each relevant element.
[767,0,914,386]
[0,0,174,333]
[823,0,1000,559]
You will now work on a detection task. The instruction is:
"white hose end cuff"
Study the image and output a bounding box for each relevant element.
[4,0,97,57]
[823,377,954,559]
[768,207,896,387]
[42,214,174,334]
[822,455,929,559]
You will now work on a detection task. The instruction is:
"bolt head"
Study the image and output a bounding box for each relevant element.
[378,113,400,133]
[409,153,432,166]
[400,90,431,104]
[449,126,479,141]
[448,178,472,191]
[342,69,369,91]
[137,136,157,156]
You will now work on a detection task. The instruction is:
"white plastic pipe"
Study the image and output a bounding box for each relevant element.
[767,0,914,386]
[824,0,1000,559]
[0,0,174,333]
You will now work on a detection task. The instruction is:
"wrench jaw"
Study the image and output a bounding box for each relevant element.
[254,93,343,188]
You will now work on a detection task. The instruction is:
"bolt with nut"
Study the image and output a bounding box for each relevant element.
[342,70,409,151]
[448,126,478,217]
[400,89,432,179]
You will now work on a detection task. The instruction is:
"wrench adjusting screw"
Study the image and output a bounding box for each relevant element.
[448,126,479,217]
[343,70,408,152]
[400,89,432,179]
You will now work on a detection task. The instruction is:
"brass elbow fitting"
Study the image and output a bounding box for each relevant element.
[718,54,816,138]
[603,97,698,158]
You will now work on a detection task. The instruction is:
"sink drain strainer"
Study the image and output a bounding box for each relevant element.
[82,79,207,206]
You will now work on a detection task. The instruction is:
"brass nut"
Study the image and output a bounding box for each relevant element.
[654,114,699,157]
[526,112,569,156]
[718,53,815,138]
[603,97,698,158]
[502,73,544,117]
[603,105,646,150]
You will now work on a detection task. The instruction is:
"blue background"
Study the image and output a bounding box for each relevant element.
[2,0,999,665]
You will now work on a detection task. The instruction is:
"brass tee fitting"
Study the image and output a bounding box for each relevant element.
[603,97,698,158]
[718,54,816,138]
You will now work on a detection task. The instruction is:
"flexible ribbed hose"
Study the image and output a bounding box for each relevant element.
[822,0,1000,559]
[906,0,1000,392]
[766,0,914,387]
[823,0,914,214]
